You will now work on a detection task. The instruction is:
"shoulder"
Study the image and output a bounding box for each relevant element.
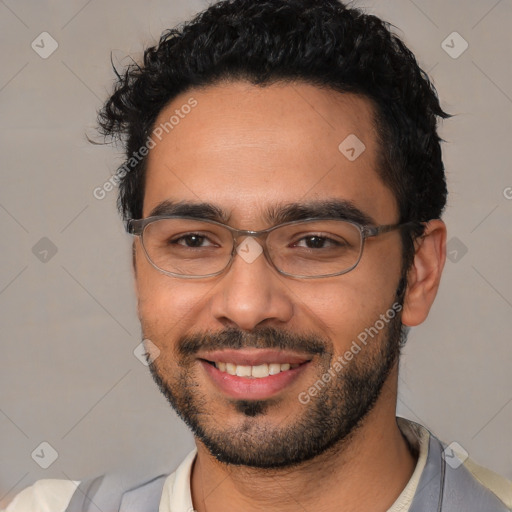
[398,418,512,511]
[4,478,80,512]
[432,431,512,510]
[463,457,512,510]
[3,450,196,512]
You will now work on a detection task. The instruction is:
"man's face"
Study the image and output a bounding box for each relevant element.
[135,81,406,468]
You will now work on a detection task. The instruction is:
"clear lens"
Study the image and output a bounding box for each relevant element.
[141,218,363,277]
[142,218,232,276]
[268,220,363,277]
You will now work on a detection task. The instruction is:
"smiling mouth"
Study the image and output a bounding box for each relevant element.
[201,360,305,378]
[199,356,312,400]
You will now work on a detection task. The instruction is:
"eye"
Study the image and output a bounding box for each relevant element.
[293,235,345,249]
[171,233,217,248]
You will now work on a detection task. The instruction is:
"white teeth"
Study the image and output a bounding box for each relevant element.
[251,363,269,378]
[213,361,302,378]
[268,363,281,375]
[235,365,252,377]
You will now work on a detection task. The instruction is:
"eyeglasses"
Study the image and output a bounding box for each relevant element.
[127,216,418,279]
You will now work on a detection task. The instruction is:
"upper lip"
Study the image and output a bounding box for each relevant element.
[198,349,313,366]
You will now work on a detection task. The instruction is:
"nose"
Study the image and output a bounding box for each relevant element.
[209,238,294,330]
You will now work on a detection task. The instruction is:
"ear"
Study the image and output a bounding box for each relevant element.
[401,219,447,327]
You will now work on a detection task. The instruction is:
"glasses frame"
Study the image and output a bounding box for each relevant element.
[127,215,420,279]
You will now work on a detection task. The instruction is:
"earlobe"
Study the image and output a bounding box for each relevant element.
[401,220,447,327]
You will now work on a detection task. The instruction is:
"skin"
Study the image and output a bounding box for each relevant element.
[134,81,446,512]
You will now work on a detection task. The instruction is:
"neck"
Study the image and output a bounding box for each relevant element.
[190,371,416,512]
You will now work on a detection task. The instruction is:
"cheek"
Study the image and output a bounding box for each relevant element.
[297,250,402,346]
[134,244,208,339]
[137,280,209,337]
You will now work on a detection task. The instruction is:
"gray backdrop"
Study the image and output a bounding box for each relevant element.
[1,0,511,506]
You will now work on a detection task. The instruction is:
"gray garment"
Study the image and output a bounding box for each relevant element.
[65,432,511,512]
[409,434,510,511]
[65,473,166,511]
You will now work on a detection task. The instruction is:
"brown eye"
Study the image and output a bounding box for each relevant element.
[293,235,345,249]
[171,234,215,248]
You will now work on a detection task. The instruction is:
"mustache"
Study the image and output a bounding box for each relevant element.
[177,326,329,358]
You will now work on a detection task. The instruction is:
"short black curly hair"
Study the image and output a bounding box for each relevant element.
[98,0,448,270]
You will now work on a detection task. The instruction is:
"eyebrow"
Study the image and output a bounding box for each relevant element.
[148,200,229,222]
[147,199,376,226]
[265,200,375,226]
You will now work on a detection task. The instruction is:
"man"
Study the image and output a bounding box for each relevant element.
[6,0,511,511]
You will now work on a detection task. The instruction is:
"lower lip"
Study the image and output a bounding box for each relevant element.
[200,360,310,400]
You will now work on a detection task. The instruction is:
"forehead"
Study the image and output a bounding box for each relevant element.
[143,81,397,226]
